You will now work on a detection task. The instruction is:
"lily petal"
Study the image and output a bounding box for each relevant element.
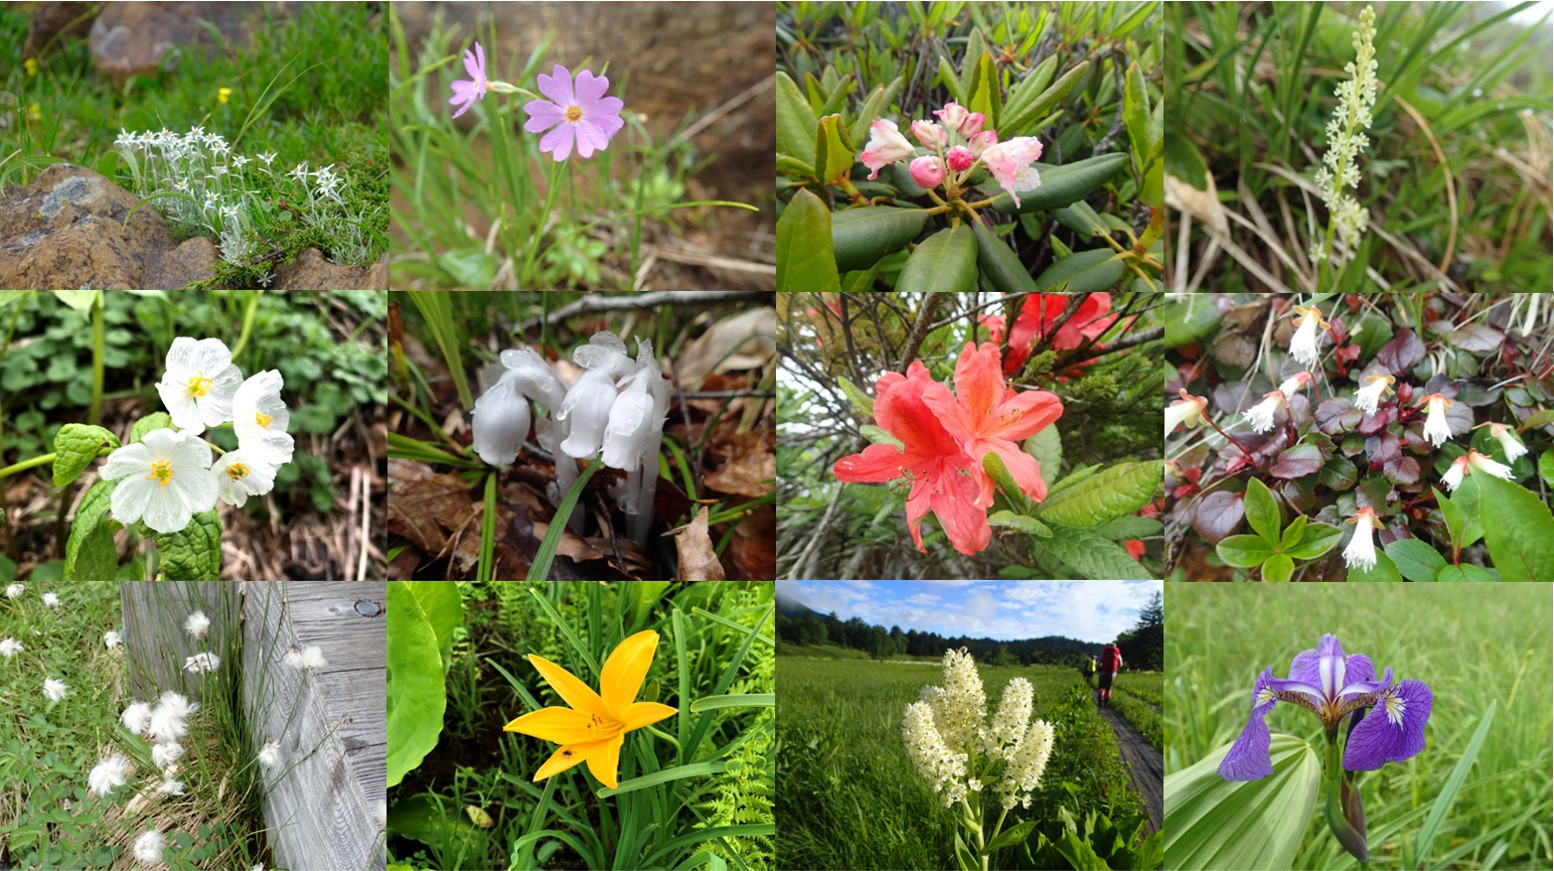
[528,654,607,717]
[621,700,677,732]
[533,737,614,781]
[600,630,659,719]
[586,733,625,789]
[503,706,600,744]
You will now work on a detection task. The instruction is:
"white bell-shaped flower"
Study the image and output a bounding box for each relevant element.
[558,368,621,459]
[1241,390,1284,434]
[1420,393,1453,447]
[212,449,278,507]
[233,370,294,465]
[102,429,218,534]
[471,371,533,466]
[602,369,656,471]
[573,331,635,379]
[498,347,566,409]
[155,338,243,435]
[1441,455,1469,492]
[1343,507,1380,571]
[1354,372,1394,415]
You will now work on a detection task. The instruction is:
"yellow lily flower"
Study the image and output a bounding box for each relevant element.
[503,629,677,789]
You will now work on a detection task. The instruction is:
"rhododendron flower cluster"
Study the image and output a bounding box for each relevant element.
[861,100,1044,206]
[984,292,1123,376]
[833,342,1062,556]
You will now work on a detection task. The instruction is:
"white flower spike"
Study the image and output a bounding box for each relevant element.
[1343,507,1380,571]
[156,337,242,434]
[101,429,218,534]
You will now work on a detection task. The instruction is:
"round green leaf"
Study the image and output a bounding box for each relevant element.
[1285,522,1342,560]
[52,423,120,488]
[1216,534,1274,568]
[1034,247,1125,293]
[895,225,978,293]
[1346,551,1403,582]
[990,152,1129,214]
[1243,478,1282,544]
[972,219,1039,294]
[831,206,929,272]
[1473,473,1554,581]
[1036,460,1162,528]
[1436,564,1497,581]
[1262,552,1295,582]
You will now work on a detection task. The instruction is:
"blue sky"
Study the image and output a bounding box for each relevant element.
[776,580,1162,644]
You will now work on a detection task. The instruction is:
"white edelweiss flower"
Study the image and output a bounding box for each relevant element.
[1241,390,1284,434]
[152,741,185,769]
[259,151,276,166]
[232,370,294,466]
[1165,391,1208,438]
[183,652,220,674]
[185,611,210,639]
[40,592,58,607]
[1,637,23,658]
[213,450,279,507]
[101,429,218,535]
[258,740,282,771]
[121,700,152,733]
[1354,373,1394,415]
[88,753,132,797]
[1288,305,1328,368]
[103,630,122,650]
[44,678,67,701]
[233,155,250,169]
[288,162,309,183]
[1343,507,1380,571]
[1419,393,1454,447]
[156,337,243,434]
[5,583,23,599]
[133,829,165,863]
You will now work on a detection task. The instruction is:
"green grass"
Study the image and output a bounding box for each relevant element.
[1166,584,1553,869]
[1110,671,1163,752]
[777,658,1144,870]
[3,3,388,284]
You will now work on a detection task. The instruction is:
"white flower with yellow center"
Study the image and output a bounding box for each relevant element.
[1419,393,1454,447]
[213,450,278,508]
[101,429,218,534]
[232,370,294,466]
[156,337,242,435]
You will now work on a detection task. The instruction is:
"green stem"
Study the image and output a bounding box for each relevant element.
[88,294,104,426]
[229,289,265,360]
[521,159,567,289]
[0,452,54,479]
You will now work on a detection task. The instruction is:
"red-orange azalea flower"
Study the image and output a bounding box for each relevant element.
[833,362,988,555]
[1002,293,1119,375]
[502,629,677,790]
[923,342,1063,505]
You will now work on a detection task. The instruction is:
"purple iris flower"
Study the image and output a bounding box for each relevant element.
[1220,634,1432,781]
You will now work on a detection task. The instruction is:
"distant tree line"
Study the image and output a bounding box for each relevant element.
[776,591,1163,670]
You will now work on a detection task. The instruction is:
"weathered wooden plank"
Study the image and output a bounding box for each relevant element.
[120,580,239,702]
[242,581,387,871]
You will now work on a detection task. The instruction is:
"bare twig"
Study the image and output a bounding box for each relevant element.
[897,293,946,372]
[529,290,771,328]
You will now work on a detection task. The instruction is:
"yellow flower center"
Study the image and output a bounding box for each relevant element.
[187,374,213,398]
[146,459,174,488]
[255,411,273,429]
[225,462,251,482]
[565,105,584,123]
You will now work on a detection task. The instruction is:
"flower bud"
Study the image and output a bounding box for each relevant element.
[960,112,985,137]
[933,101,969,130]
[968,130,998,157]
[910,119,946,149]
[909,155,946,189]
[945,146,975,173]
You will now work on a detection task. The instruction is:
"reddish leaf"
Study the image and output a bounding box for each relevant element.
[1315,398,1361,434]
[1357,407,1394,435]
[1269,444,1323,479]
[1365,433,1402,470]
[1192,490,1245,543]
[1383,455,1421,485]
[1377,329,1424,374]
[1444,323,1503,354]
[1327,318,1349,345]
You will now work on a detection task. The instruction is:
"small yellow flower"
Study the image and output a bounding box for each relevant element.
[503,629,677,790]
[28,104,41,121]
[25,58,38,76]
[218,87,232,104]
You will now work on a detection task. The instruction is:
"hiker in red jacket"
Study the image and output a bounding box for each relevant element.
[1097,642,1123,706]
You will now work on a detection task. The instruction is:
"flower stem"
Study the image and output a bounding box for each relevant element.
[229,288,265,360]
[521,158,567,288]
[0,452,54,480]
[88,293,104,426]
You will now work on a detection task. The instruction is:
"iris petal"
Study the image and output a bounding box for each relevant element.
[1343,679,1432,770]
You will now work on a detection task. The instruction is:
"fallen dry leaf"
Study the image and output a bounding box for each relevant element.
[674,507,725,581]
[675,307,776,389]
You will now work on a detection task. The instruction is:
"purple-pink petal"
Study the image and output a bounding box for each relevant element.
[523,100,566,133]
[1343,679,1432,771]
[537,64,574,106]
[464,44,484,82]
[1218,668,1277,781]
[574,69,610,104]
[574,120,611,158]
[585,95,624,119]
[540,123,575,161]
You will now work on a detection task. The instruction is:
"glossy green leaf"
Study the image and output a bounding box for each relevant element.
[52,423,120,488]
[777,189,841,293]
[1123,60,1162,207]
[1540,450,1554,488]
[1262,552,1295,582]
[1474,473,1554,581]
[895,226,977,293]
[1346,551,1403,582]
[1216,534,1274,568]
[154,510,221,580]
[1039,527,1153,579]
[1279,515,1307,550]
[813,114,855,185]
[831,207,928,272]
[407,581,463,673]
[1285,522,1342,560]
[991,153,1130,214]
[847,80,898,146]
[1383,539,1448,582]
[1094,515,1163,540]
[1052,200,1110,239]
[387,582,449,788]
[1023,424,1062,492]
[982,451,1028,512]
[1001,54,1058,126]
[1000,60,1089,134]
[1242,478,1282,544]
[1165,734,1321,871]
[1164,129,1210,190]
[972,219,1039,294]
[1436,564,1497,581]
[775,72,817,166]
[1036,460,1162,528]
[64,478,119,581]
[1034,247,1125,293]
[966,51,1000,131]
[989,510,1053,539]
[1165,298,1223,348]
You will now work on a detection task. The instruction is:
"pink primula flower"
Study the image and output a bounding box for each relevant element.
[449,41,489,119]
[980,137,1044,207]
[523,65,625,162]
[860,119,916,180]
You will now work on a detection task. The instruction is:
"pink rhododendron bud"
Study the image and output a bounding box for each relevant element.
[860,119,916,180]
[911,119,947,149]
[968,130,998,157]
[945,146,975,173]
[909,155,946,189]
[960,112,985,137]
[934,102,970,131]
[980,137,1044,207]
